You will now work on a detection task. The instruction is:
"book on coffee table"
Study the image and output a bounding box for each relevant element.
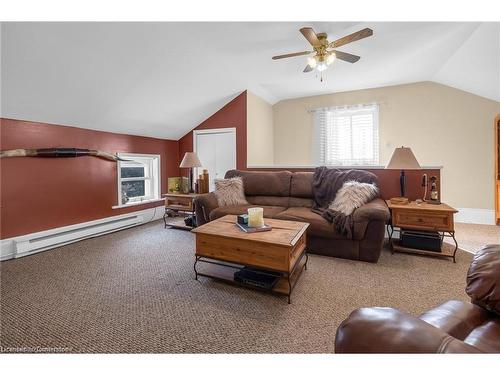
[236,222,272,233]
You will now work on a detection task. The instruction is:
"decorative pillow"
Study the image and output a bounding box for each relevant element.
[328,181,379,215]
[214,177,248,207]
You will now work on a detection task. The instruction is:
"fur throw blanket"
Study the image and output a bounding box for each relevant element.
[311,167,379,238]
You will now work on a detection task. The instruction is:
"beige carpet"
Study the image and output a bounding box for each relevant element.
[0,221,478,353]
[447,223,500,253]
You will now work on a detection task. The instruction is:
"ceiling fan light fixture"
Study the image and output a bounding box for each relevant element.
[316,61,328,72]
[326,53,336,65]
[307,56,317,68]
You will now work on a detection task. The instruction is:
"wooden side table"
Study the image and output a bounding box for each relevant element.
[386,200,459,262]
[163,193,202,230]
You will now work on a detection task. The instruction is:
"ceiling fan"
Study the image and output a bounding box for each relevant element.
[272,27,373,80]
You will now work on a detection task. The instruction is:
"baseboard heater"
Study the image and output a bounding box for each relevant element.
[14,215,143,258]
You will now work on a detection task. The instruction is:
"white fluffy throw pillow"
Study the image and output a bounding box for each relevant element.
[214,177,248,207]
[328,181,378,215]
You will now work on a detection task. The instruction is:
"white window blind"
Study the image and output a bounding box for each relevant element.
[313,104,379,166]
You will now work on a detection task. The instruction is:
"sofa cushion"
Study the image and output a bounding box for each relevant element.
[419,300,491,340]
[225,170,292,197]
[420,300,500,353]
[463,320,500,353]
[247,195,290,207]
[209,205,287,221]
[290,172,313,198]
[288,197,313,208]
[275,207,344,239]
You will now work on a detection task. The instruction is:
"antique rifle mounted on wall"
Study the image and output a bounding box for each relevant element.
[0,148,127,162]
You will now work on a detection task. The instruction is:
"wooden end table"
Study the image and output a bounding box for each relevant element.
[386,200,459,262]
[191,215,310,303]
[162,193,203,230]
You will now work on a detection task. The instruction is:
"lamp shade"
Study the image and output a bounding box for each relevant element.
[386,147,421,170]
[179,152,202,168]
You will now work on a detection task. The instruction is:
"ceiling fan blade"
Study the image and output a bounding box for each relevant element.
[300,27,321,47]
[333,50,361,63]
[330,28,373,48]
[303,65,313,73]
[272,51,312,60]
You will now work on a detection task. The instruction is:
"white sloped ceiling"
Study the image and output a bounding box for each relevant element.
[432,22,500,101]
[1,22,499,140]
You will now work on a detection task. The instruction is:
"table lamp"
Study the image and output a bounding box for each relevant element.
[179,152,202,193]
[386,146,421,198]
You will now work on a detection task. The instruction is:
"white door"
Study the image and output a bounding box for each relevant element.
[194,128,236,191]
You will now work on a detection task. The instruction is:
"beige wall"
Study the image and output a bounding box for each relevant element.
[247,91,274,166]
[272,82,500,210]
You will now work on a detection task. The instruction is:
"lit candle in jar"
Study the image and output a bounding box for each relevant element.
[247,207,264,228]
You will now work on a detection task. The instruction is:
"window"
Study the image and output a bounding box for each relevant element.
[117,153,160,206]
[313,103,379,166]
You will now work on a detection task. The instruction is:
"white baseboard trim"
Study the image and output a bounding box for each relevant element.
[455,208,495,225]
[1,206,165,261]
[2,205,492,261]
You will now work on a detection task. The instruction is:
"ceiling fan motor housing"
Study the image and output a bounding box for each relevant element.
[316,33,329,45]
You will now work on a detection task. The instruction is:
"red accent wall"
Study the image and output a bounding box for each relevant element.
[0,118,179,239]
[178,91,247,176]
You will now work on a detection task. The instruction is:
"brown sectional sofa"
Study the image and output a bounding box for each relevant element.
[194,169,390,263]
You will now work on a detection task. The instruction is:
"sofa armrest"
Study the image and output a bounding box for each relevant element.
[352,198,390,242]
[335,307,482,353]
[352,198,390,223]
[194,193,219,226]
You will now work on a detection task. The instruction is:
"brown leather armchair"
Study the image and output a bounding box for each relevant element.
[335,244,500,353]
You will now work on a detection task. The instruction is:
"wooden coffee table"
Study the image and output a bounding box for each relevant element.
[191,215,309,303]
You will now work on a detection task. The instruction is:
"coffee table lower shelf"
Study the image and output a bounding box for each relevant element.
[193,254,308,304]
